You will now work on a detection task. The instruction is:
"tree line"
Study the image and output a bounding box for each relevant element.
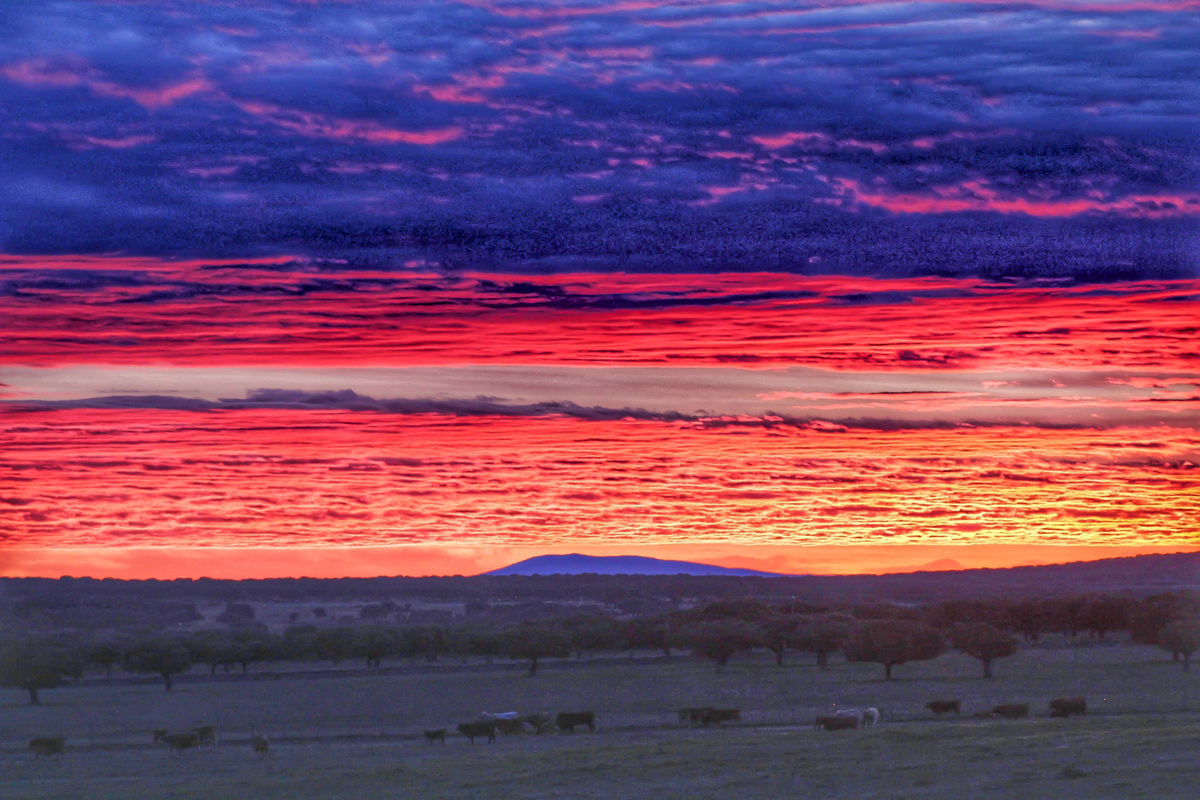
[3,591,1198,704]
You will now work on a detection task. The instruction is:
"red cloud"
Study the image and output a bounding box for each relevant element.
[3,259,1198,374]
[824,177,1200,219]
[3,59,212,109]
[233,99,463,145]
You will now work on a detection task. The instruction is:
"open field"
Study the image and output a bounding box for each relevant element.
[3,641,1198,799]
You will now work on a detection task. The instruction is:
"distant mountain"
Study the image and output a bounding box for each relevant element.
[484,553,788,577]
[874,558,965,575]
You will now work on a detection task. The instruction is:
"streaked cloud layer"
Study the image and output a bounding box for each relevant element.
[1,1,1196,576]
[4,260,1199,373]
[3,409,1196,550]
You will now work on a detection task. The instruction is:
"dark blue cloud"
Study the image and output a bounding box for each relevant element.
[0,0,1197,279]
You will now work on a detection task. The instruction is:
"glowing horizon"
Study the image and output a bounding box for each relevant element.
[2,0,1197,580]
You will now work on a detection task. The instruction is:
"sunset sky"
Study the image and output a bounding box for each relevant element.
[1,0,1197,579]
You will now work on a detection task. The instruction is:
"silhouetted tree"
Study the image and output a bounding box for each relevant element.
[448,625,505,664]
[1078,596,1131,640]
[86,642,123,677]
[185,630,234,676]
[1158,619,1200,672]
[400,625,446,662]
[1005,600,1051,642]
[280,624,320,661]
[949,622,1019,678]
[562,615,621,659]
[621,615,672,657]
[672,619,761,672]
[312,627,357,665]
[1043,596,1087,638]
[758,614,801,666]
[502,622,571,676]
[844,620,945,680]
[227,627,276,672]
[122,639,193,691]
[0,640,75,704]
[1130,593,1198,646]
[353,626,397,669]
[791,614,857,669]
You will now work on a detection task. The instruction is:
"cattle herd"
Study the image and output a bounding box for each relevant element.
[452,710,596,744]
[920,696,1086,722]
[23,696,1089,757]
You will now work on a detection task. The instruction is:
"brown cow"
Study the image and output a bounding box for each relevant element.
[457,721,497,744]
[991,703,1029,719]
[423,728,446,745]
[495,717,526,735]
[29,737,65,756]
[678,707,713,726]
[815,715,858,731]
[556,711,595,732]
[1048,697,1087,717]
[925,699,961,716]
[699,708,741,726]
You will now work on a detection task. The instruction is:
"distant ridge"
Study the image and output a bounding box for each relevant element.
[484,553,788,577]
[874,558,966,574]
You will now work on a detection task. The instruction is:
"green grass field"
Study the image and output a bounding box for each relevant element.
[3,641,1198,799]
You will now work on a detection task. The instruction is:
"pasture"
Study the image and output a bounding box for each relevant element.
[2,640,1198,799]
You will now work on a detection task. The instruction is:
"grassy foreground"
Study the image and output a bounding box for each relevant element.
[2,641,1198,799]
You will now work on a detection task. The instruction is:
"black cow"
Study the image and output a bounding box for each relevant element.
[925,699,961,716]
[159,731,202,751]
[423,728,446,745]
[1048,697,1087,717]
[29,737,65,756]
[192,725,217,745]
[991,703,1029,719]
[556,711,596,732]
[457,721,497,744]
[524,713,554,734]
[699,708,740,726]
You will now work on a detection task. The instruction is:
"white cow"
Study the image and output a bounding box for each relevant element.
[479,711,521,721]
[834,707,880,728]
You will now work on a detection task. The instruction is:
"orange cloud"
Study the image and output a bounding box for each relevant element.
[2,409,1196,557]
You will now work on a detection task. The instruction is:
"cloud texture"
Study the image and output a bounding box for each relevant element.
[1,0,1197,276]
[2,1,1197,575]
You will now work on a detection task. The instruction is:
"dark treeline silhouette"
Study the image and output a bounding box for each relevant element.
[3,551,1197,618]
[3,571,1200,703]
[4,582,1195,705]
